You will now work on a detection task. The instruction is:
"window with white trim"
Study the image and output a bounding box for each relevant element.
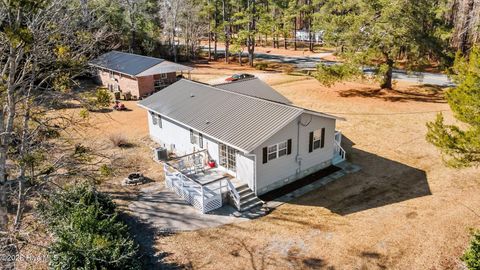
[190,129,203,148]
[267,140,288,161]
[150,112,162,128]
[313,129,322,150]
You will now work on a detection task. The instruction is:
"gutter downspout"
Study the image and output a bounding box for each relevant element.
[296,117,302,175]
[245,153,257,195]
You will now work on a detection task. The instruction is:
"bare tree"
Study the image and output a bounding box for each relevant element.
[159,0,187,62]
[0,0,111,263]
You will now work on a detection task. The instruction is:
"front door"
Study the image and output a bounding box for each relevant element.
[219,143,238,175]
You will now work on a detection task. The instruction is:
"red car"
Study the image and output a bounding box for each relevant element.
[225,73,255,82]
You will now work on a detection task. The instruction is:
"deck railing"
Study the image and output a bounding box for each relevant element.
[163,162,230,213]
[227,180,240,209]
[333,131,346,164]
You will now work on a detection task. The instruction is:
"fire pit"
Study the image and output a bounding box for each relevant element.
[122,172,145,186]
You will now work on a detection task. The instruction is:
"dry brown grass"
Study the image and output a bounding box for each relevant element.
[20,61,478,269]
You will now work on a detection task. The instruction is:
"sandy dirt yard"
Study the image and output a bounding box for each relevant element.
[77,61,479,270]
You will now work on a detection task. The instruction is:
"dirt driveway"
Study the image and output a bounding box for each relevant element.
[149,62,480,269]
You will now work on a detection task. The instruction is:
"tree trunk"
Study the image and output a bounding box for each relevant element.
[247,0,256,67]
[294,19,297,50]
[214,1,218,60]
[208,0,212,61]
[381,57,394,89]
[223,0,230,64]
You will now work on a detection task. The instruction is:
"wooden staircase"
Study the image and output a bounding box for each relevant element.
[228,179,263,212]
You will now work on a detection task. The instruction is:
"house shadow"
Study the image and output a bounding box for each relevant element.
[289,136,431,215]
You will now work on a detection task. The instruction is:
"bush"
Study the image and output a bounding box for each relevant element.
[38,184,141,270]
[462,229,480,269]
[255,61,269,70]
[95,88,112,108]
[314,63,362,87]
[109,134,132,148]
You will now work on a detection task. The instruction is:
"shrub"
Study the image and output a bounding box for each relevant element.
[95,88,112,108]
[255,61,269,70]
[38,184,141,270]
[462,229,480,269]
[109,134,132,148]
[99,164,113,177]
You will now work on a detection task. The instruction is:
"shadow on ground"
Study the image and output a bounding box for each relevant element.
[291,136,431,215]
[338,85,446,103]
[120,212,186,269]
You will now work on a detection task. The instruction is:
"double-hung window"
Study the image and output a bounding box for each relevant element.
[263,139,292,163]
[190,129,203,148]
[309,128,325,152]
[151,112,162,128]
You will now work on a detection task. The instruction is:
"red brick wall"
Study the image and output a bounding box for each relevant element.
[137,76,155,97]
[97,69,140,97]
[96,69,178,99]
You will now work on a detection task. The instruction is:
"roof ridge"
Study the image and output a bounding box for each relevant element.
[184,79,304,112]
[185,79,342,120]
[112,50,165,62]
[212,76,258,87]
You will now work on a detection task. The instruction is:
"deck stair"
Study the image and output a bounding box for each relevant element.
[229,179,263,212]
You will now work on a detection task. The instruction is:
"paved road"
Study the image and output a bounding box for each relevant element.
[203,47,455,87]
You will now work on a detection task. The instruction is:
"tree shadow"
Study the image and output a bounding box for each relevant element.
[291,136,431,215]
[338,84,446,103]
[119,212,186,270]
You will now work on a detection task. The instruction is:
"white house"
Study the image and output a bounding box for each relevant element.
[138,78,345,213]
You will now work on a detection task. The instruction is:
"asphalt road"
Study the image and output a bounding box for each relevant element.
[203,47,455,87]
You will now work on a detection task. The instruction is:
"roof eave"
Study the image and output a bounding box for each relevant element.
[137,102,253,153]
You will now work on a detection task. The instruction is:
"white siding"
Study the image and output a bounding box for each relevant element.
[148,112,220,162]
[253,113,336,195]
[236,152,255,189]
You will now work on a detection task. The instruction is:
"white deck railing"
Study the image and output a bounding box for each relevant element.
[163,163,227,213]
[333,131,346,164]
[227,180,240,209]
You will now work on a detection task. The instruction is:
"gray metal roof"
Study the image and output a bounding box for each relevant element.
[214,78,292,104]
[139,79,342,153]
[137,61,194,76]
[138,79,304,152]
[89,51,163,76]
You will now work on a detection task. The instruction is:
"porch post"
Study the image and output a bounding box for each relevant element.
[201,185,205,213]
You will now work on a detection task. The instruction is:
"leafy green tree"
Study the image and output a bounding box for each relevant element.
[315,0,441,89]
[462,229,480,270]
[38,184,141,270]
[426,46,480,168]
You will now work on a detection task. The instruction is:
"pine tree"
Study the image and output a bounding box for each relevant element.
[426,46,480,168]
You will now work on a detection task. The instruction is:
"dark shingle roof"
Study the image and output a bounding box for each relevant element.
[214,78,292,104]
[138,79,340,152]
[89,51,163,76]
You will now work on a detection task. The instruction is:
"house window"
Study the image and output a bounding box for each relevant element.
[278,141,288,157]
[160,73,167,79]
[151,112,162,128]
[263,139,292,164]
[219,143,238,172]
[267,140,288,161]
[190,129,203,148]
[309,128,325,152]
[109,71,114,79]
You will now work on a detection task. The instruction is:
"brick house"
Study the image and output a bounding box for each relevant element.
[89,51,193,99]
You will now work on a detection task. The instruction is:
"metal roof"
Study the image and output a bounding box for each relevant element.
[214,78,292,104]
[137,61,194,76]
[89,51,192,77]
[89,51,163,76]
[138,79,342,153]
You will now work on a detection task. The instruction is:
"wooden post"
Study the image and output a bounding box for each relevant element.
[201,185,205,213]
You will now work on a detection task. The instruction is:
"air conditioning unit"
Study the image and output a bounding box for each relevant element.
[153,147,168,161]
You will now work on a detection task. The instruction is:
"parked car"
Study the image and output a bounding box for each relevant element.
[225,73,255,82]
